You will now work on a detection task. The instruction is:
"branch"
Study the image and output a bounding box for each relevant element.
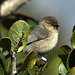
[11,51,17,75]
[1,0,30,17]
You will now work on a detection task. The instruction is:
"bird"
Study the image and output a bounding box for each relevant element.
[23,16,59,55]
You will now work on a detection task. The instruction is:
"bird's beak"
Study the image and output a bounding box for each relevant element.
[54,25,59,30]
[56,25,59,27]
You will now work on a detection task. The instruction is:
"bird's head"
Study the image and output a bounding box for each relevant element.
[39,16,59,31]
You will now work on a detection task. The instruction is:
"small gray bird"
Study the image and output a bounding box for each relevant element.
[23,16,59,54]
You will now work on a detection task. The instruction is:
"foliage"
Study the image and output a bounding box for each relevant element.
[0,14,47,75]
[58,25,75,75]
[1,12,75,75]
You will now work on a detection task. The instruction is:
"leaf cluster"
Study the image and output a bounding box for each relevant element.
[0,13,47,75]
[58,25,75,75]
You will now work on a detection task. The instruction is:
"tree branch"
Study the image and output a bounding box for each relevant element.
[11,51,17,75]
[1,0,30,17]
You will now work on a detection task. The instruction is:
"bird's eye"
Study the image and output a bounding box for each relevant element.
[52,24,59,28]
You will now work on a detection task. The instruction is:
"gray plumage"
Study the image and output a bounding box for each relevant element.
[23,16,59,53]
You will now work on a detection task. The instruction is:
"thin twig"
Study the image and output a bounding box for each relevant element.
[1,0,30,17]
[11,51,17,75]
[11,42,18,75]
[11,32,24,75]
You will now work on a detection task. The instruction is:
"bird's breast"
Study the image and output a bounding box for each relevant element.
[25,30,59,53]
[34,31,59,53]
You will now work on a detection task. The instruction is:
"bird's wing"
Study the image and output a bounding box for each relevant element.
[27,25,49,44]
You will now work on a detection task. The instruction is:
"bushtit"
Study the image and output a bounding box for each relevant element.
[23,16,59,55]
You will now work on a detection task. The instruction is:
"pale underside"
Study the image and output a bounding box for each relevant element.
[24,25,58,53]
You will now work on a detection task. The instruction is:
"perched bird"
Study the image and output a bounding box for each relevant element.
[23,16,59,54]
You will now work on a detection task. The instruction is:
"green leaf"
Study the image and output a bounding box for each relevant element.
[26,19,38,30]
[59,61,68,75]
[35,59,48,75]
[0,37,11,51]
[16,52,26,68]
[58,45,71,67]
[18,71,28,75]
[12,13,38,30]
[17,50,38,73]
[0,53,7,75]
[66,67,75,75]
[6,57,12,75]
[28,57,48,75]
[0,64,4,75]
[72,25,75,32]
[2,13,38,30]
[0,48,3,53]
[0,53,5,65]
[0,24,8,38]
[28,65,36,75]
[8,20,30,52]
[66,50,75,70]
[40,62,48,74]
[2,15,17,29]
[71,31,75,49]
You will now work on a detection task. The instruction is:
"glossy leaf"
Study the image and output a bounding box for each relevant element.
[26,19,38,30]
[0,53,5,66]
[17,50,38,73]
[36,60,48,75]
[66,50,75,70]
[40,62,48,74]
[0,48,3,53]
[66,67,75,75]
[0,64,4,75]
[71,31,75,49]
[2,13,38,30]
[28,65,36,75]
[72,25,75,32]
[8,20,30,52]
[0,53,7,75]
[2,15,17,29]
[0,37,11,51]
[18,71,28,75]
[28,58,48,75]
[6,57,12,75]
[59,61,67,75]
[58,45,71,67]
[12,13,38,30]
[16,52,26,68]
[0,24,8,38]
[28,62,48,75]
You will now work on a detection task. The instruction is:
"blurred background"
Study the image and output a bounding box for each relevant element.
[16,0,75,75]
